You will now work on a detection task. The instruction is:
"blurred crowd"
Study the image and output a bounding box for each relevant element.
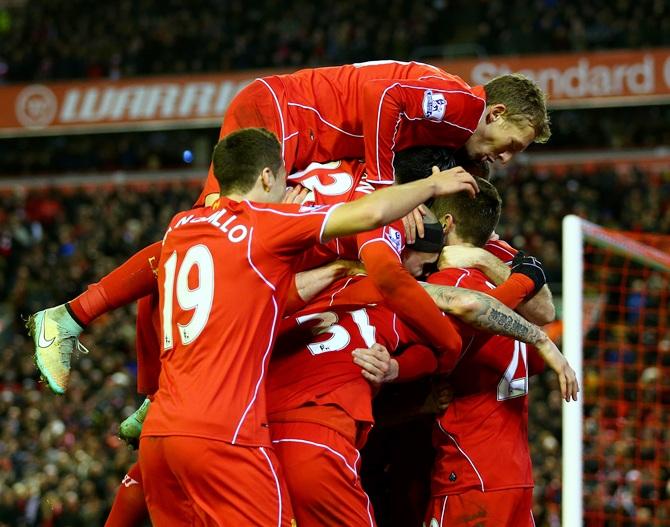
[2,104,670,179]
[581,242,670,526]
[0,181,199,526]
[0,0,667,83]
[0,162,668,525]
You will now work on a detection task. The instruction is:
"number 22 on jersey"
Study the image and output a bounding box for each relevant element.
[162,245,215,350]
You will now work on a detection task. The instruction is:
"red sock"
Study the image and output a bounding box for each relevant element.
[69,241,162,326]
[105,462,148,527]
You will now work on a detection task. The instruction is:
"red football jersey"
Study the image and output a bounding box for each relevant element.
[141,197,340,447]
[266,276,423,425]
[426,267,544,496]
[200,61,485,202]
[288,159,406,264]
[484,238,518,265]
[266,61,485,185]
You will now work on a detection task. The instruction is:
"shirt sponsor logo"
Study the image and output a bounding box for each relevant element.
[422,90,447,121]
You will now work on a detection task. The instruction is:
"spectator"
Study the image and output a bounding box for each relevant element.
[0,0,667,83]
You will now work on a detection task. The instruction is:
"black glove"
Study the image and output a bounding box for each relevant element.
[511,251,546,296]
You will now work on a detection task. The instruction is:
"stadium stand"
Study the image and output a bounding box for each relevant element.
[0,0,667,82]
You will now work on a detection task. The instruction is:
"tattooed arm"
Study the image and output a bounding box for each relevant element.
[419,283,542,342]
[419,282,579,401]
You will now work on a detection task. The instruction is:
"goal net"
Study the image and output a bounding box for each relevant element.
[562,216,670,526]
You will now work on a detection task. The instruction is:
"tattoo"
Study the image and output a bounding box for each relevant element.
[487,308,529,338]
[419,283,461,311]
[419,282,545,345]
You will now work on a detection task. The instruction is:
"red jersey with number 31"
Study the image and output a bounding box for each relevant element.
[141,197,340,447]
[267,276,423,426]
[427,267,544,496]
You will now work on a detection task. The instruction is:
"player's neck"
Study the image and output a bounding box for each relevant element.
[445,233,474,247]
[224,192,245,203]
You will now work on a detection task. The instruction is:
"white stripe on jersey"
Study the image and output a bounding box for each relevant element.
[259,447,283,527]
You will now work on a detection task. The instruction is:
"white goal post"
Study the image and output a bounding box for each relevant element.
[561,215,670,527]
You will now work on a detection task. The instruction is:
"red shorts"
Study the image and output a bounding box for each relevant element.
[197,77,297,206]
[139,436,295,526]
[271,420,376,527]
[122,461,143,487]
[105,461,148,527]
[425,488,534,527]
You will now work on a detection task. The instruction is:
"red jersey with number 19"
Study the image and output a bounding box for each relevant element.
[141,197,340,447]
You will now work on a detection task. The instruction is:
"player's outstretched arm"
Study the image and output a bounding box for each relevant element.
[419,282,578,401]
[322,167,478,242]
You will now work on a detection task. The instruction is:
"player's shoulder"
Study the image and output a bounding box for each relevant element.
[428,267,493,292]
[167,205,209,229]
[484,238,518,265]
[427,267,473,287]
[243,200,332,217]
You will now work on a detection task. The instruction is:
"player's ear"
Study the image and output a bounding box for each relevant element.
[486,103,506,124]
[442,214,454,234]
[260,167,274,193]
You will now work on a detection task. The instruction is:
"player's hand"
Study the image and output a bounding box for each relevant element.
[421,375,454,414]
[282,184,310,204]
[402,204,428,244]
[535,336,579,402]
[511,251,546,296]
[352,344,398,384]
[488,231,500,241]
[438,245,490,271]
[428,166,479,198]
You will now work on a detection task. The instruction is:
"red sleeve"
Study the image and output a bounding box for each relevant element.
[356,220,405,260]
[284,277,307,316]
[487,274,535,310]
[360,242,462,359]
[394,344,438,382]
[135,293,161,396]
[362,78,486,184]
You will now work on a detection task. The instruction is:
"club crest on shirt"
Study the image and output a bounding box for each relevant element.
[422,90,447,121]
[385,226,403,253]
